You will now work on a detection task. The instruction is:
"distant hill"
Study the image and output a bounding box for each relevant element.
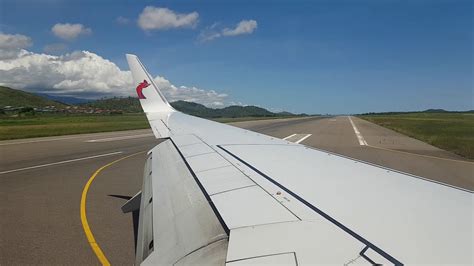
[36,93,90,104]
[171,100,281,118]
[361,109,474,115]
[79,96,142,112]
[0,87,301,118]
[422,109,474,113]
[81,97,297,118]
[0,86,67,108]
[423,109,449,113]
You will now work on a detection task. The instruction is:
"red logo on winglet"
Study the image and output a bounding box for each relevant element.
[136,80,150,99]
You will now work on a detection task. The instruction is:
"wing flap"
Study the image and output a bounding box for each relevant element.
[197,165,255,195]
[227,221,368,265]
[211,186,298,229]
[138,140,228,265]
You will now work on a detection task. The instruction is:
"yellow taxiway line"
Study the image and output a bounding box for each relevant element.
[80,151,144,265]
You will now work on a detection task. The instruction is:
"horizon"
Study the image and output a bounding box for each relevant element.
[3,85,472,115]
[41,91,474,114]
[0,0,472,114]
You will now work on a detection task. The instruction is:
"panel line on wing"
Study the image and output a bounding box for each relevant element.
[184,151,216,159]
[192,164,233,174]
[359,246,377,265]
[169,138,231,235]
[217,145,403,266]
[209,185,257,196]
[173,237,228,265]
[170,134,302,229]
[190,134,303,221]
[226,251,297,265]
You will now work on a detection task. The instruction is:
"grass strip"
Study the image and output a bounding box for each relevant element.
[359,113,474,159]
[0,114,300,140]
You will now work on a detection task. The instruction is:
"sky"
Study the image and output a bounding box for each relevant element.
[0,0,472,114]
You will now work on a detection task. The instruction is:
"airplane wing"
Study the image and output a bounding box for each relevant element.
[123,54,472,265]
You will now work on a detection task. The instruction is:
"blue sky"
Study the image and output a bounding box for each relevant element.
[0,0,472,114]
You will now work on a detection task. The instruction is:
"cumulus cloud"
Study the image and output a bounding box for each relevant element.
[222,20,257,36]
[138,7,199,31]
[0,50,130,97]
[0,32,32,59]
[0,44,229,106]
[51,23,92,41]
[154,76,228,106]
[198,19,257,42]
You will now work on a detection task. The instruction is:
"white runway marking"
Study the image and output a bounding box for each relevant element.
[282,134,297,140]
[295,134,312,144]
[348,116,367,146]
[0,136,80,146]
[283,133,312,144]
[85,133,154,143]
[0,151,123,175]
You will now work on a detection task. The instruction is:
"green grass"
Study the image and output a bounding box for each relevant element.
[0,114,150,140]
[359,113,474,159]
[0,86,67,108]
[0,114,303,141]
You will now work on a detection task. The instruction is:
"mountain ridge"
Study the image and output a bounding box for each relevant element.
[0,86,303,118]
[0,86,68,108]
[35,93,90,104]
[2,86,471,115]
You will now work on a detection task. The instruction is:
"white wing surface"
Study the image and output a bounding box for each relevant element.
[125,54,473,265]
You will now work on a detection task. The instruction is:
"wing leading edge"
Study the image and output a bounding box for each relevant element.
[126,54,473,265]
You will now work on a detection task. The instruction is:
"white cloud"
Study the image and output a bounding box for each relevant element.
[222,20,257,36]
[0,42,229,107]
[51,23,92,41]
[138,7,199,31]
[154,77,228,107]
[0,32,32,50]
[0,50,130,97]
[0,32,32,59]
[116,16,130,25]
[198,19,257,42]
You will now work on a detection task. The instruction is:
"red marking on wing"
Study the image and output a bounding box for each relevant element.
[136,80,151,99]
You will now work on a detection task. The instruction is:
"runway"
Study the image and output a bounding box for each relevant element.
[1,116,472,264]
[233,116,473,190]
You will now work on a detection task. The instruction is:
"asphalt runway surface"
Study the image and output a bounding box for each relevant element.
[1,116,472,265]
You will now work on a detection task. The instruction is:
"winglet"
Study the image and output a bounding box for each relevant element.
[126,54,174,113]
